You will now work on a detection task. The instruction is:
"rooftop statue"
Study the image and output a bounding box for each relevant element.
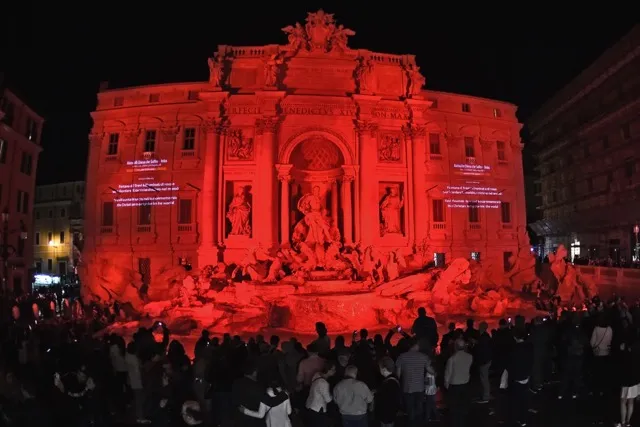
[282,10,355,54]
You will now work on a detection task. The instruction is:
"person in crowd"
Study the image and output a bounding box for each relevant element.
[559,313,587,399]
[305,360,336,427]
[616,330,640,427]
[396,337,432,427]
[507,329,533,427]
[444,338,473,427]
[312,322,331,357]
[376,356,402,427]
[412,307,439,350]
[333,365,373,427]
[590,314,613,397]
[240,377,292,427]
[474,321,492,403]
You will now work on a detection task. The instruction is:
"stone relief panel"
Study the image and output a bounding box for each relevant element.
[225,129,254,161]
[378,182,405,236]
[378,133,403,163]
[225,181,253,238]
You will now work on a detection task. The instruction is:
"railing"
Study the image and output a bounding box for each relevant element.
[469,223,481,230]
[181,150,195,158]
[105,155,119,162]
[432,222,446,230]
[228,46,267,57]
[177,224,193,232]
[100,226,113,234]
[576,265,640,286]
[137,225,151,233]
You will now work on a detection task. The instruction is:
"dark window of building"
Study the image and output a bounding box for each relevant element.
[113,97,124,107]
[107,133,119,155]
[20,152,32,175]
[102,202,114,226]
[183,128,196,150]
[26,117,38,141]
[47,259,53,271]
[0,138,7,163]
[16,191,28,214]
[1,100,15,126]
[178,199,193,224]
[500,202,511,223]
[434,252,445,267]
[497,141,506,161]
[429,133,441,155]
[35,261,42,273]
[149,93,160,103]
[138,204,152,225]
[464,137,475,158]
[144,130,156,152]
[35,232,40,245]
[47,232,52,243]
[188,91,199,100]
[462,103,471,113]
[493,108,502,118]
[432,199,445,222]
[59,231,65,244]
[468,202,480,223]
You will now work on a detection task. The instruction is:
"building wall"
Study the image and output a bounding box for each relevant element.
[83,44,525,291]
[529,25,640,261]
[0,89,44,294]
[33,181,85,275]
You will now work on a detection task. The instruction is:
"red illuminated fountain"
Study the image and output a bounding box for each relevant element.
[79,11,598,340]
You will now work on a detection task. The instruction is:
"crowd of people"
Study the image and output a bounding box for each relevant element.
[0,296,638,427]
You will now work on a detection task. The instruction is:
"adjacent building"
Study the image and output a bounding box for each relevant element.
[0,88,44,294]
[33,181,85,278]
[529,25,640,262]
[83,11,526,294]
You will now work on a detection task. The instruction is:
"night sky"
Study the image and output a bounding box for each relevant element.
[2,5,636,187]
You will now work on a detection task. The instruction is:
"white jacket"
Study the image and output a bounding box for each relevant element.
[590,326,612,357]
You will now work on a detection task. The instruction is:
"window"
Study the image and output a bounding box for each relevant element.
[468,202,480,223]
[114,97,124,107]
[35,232,40,245]
[1,100,14,126]
[503,252,513,272]
[493,108,502,118]
[500,202,511,223]
[47,259,53,271]
[428,133,441,155]
[144,130,156,152]
[20,152,32,175]
[60,208,66,218]
[497,141,506,161]
[47,232,52,243]
[26,117,38,141]
[107,133,119,155]
[59,262,67,274]
[188,91,199,100]
[35,210,39,220]
[432,199,445,222]
[102,202,114,226]
[35,262,42,273]
[462,103,471,113]
[149,93,160,103]
[0,138,7,163]
[464,137,475,158]
[178,199,193,224]
[59,231,65,244]
[48,209,53,218]
[433,252,445,267]
[621,123,631,140]
[183,128,196,150]
[138,204,152,225]
[16,191,28,214]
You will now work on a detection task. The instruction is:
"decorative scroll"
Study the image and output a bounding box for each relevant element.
[256,117,280,135]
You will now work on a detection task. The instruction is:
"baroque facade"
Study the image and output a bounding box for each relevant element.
[0,88,44,294]
[33,181,85,277]
[529,25,640,262]
[83,11,526,289]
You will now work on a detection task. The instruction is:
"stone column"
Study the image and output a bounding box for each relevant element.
[356,121,378,246]
[405,124,428,247]
[256,117,279,249]
[276,164,293,247]
[198,119,222,266]
[331,180,339,224]
[341,172,355,245]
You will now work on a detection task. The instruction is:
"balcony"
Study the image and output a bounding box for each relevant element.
[177,224,193,232]
[105,154,119,162]
[181,150,195,158]
[465,157,476,164]
[137,225,152,233]
[100,226,113,234]
[468,223,481,230]
[432,222,446,230]
[502,223,513,229]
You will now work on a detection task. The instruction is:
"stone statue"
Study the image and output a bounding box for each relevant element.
[354,56,374,93]
[405,63,426,98]
[226,187,251,236]
[264,52,284,87]
[380,187,404,235]
[282,23,307,52]
[296,186,332,244]
[207,55,224,88]
[330,25,355,52]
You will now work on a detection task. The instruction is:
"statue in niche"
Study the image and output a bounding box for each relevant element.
[226,187,251,236]
[378,134,402,162]
[354,56,374,93]
[380,187,404,235]
[296,186,333,244]
[264,52,284,87]
[207,55,225,88]
[404,63,426,98]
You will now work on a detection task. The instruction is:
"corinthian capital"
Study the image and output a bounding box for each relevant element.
[355,120,378,137]
[401,123,426,138]
[203,118,228,134]
[256,116,280,135]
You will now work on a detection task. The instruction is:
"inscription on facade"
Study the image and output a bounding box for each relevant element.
[229,106,261,115]
[282,105,355,116]
[372,109,410,120]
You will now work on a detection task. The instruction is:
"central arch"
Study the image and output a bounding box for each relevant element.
[279,128,354,165]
